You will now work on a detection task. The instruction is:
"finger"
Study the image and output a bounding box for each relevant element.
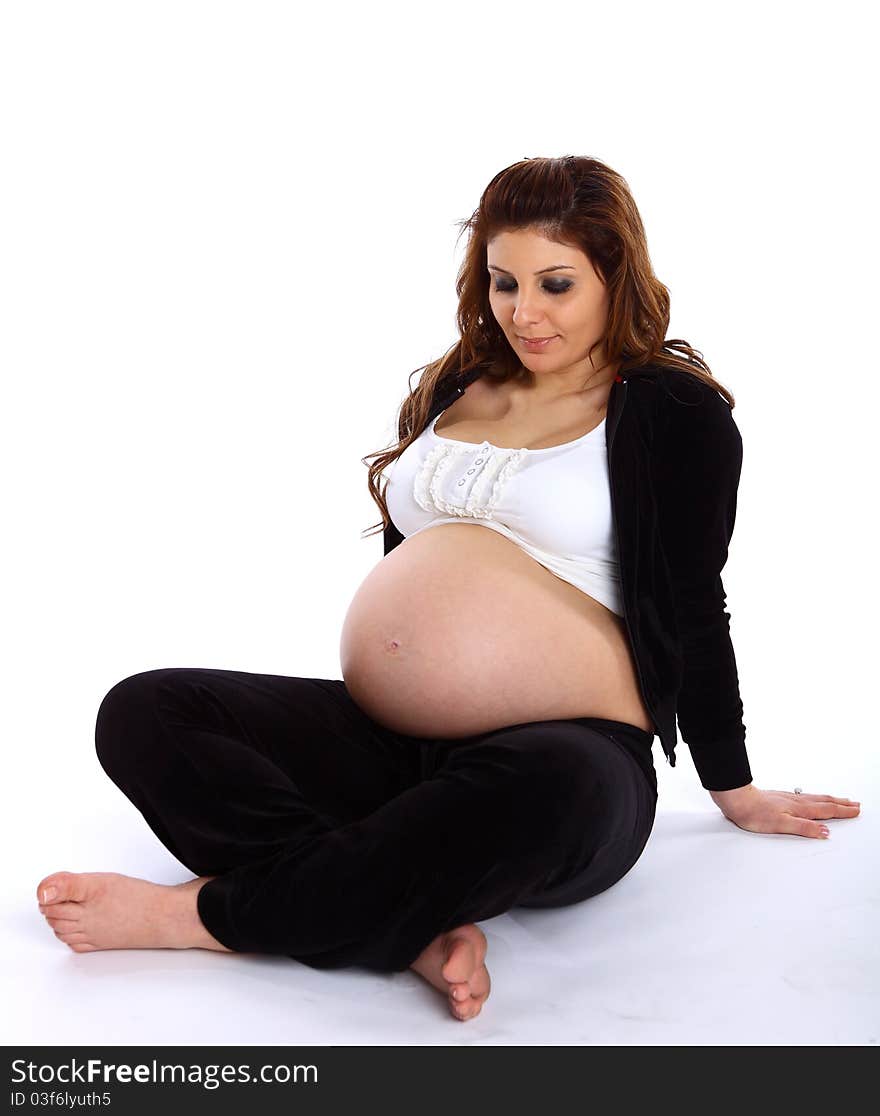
[781,816,831,839]
[786,792,860,805]
[791,803,860,820]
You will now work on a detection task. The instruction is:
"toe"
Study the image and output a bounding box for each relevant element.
[54,927,89,943]
[449,971,490,1021]
[58,933,97,954]
[50,923,97,953]
[451,996,482,1021]
[39,901,82,920]
[468,963,491,1002]
[439,936,480,986]
[37,871,81,905]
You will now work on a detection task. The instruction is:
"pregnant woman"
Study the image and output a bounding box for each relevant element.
[36,156,860,1022]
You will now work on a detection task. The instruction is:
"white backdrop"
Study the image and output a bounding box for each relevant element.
[3,0,876,1047]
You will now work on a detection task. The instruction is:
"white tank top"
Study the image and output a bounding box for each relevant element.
[384,407,623,616]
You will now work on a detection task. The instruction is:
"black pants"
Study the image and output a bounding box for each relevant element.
[94,667,658,973]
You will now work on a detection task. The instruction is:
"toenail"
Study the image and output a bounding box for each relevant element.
[42,887,57,903]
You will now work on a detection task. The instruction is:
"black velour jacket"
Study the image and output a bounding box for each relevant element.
[382,361,752,793]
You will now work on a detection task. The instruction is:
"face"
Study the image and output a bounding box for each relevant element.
[486,226,615,394]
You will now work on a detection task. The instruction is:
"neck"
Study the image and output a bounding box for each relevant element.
[514,357,621,401]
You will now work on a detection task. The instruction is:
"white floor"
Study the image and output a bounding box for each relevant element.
[6,752,877,1047]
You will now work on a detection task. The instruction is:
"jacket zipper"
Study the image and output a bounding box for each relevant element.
[607,376,665,757]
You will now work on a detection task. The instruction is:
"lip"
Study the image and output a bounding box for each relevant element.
[517,334,558,348]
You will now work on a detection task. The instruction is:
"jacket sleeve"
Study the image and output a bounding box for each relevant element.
[653,381,752,791]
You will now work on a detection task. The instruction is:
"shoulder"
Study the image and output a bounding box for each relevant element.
[629,366,738,445]
[627,364,729,410]
[659,367,731,412]
[648,371,742,489]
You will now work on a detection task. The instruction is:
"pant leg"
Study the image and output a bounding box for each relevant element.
[94,667,424,876]
[516,717,658,908]
[95,669,656,973]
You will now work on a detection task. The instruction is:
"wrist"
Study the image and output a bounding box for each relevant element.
[709,782,757,810]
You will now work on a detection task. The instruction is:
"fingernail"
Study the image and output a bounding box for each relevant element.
[820,828,830,837]
[41,887,57,902]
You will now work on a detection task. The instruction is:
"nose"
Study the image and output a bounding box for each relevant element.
[511,294,545,327]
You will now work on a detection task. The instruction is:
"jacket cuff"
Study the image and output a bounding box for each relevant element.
[687,731,753,791]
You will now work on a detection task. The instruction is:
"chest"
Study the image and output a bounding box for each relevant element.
[432,376,608,452]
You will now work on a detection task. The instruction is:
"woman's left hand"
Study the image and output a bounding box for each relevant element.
[708,784,861,838]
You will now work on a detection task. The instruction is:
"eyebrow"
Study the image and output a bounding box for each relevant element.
[487,264,576,275]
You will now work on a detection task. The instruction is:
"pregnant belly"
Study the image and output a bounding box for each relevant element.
[339,523,655,738]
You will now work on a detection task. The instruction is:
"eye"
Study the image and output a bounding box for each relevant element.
[492,280,572,296]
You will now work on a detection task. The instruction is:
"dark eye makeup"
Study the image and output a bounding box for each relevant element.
[491,280,572,296]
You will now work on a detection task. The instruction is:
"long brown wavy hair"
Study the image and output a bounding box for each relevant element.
[360,154,735,541]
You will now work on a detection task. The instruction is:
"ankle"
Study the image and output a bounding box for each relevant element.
[170,878,232,951]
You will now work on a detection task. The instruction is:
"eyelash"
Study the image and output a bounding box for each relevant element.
[492,281,572,296]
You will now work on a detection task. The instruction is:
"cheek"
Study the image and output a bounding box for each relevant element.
[568,298,603,332]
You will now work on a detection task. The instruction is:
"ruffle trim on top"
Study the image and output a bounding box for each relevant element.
[413,442,527,520]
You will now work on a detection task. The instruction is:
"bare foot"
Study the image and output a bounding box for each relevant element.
[409,923,491,1022]
[35,870,234,953]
